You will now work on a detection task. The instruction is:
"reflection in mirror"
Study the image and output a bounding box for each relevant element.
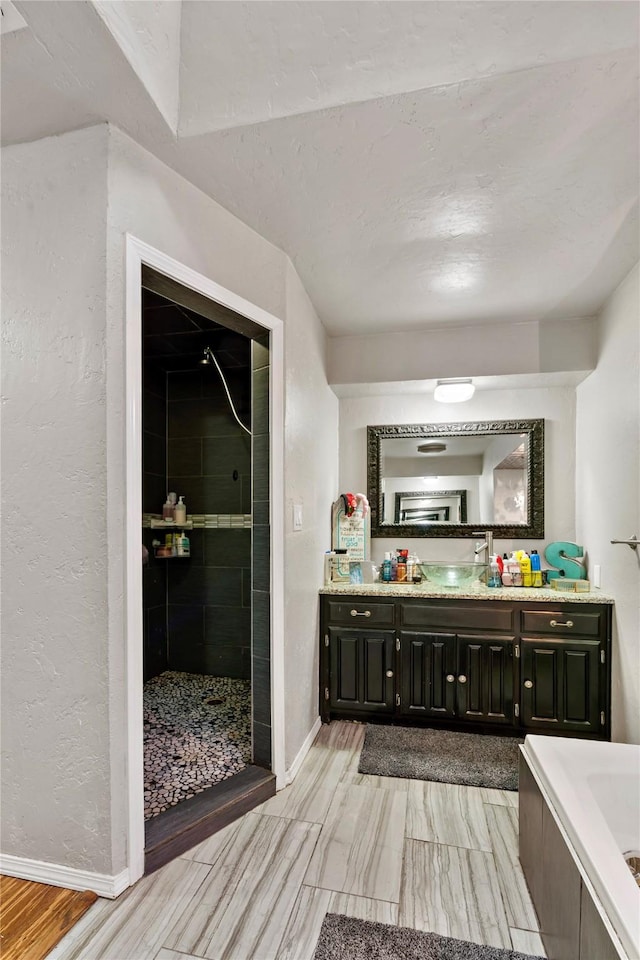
[368,419,544,539]
[393,489,468,523]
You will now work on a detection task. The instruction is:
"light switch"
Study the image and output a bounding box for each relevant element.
[593,564,601,588]
[293,503,303,531]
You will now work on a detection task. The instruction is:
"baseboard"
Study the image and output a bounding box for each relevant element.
[285,716,322,786]
[0,853,129,899]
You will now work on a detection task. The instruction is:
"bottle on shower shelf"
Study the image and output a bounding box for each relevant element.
[162,497,174,521]
[174,496,187,524]
[176,531,190,557]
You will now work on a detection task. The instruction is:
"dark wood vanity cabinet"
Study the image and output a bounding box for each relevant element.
[320,593,612,739]
[328,627,395,715]
[521,642,604,736]
[398,631,515,724]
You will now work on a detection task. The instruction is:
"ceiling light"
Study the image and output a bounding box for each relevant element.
[417,442,447,454]
[434,379,475,403]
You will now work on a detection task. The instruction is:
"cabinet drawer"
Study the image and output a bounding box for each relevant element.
[326,600,395,627]
[521,608,603,638]
[400,602,514,633]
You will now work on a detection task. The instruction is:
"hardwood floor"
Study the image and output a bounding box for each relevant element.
[47,721,546,959]
[0,876,96,960]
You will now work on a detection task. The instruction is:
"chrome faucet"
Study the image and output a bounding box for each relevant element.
[473,531,494,563]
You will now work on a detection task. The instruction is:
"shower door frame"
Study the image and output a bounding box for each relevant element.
[124,235,285,885]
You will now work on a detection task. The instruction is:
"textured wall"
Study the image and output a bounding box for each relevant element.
[576,264,639,743]
[283,261,339,768]
[1,121,338,879]
[0,126,114,871]
[339,387,577,564]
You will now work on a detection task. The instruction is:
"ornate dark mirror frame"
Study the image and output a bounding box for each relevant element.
[367,418,545,539]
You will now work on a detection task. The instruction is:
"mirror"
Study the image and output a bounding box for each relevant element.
[367,418,544,538]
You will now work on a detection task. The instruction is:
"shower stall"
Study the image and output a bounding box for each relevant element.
[140,273,273,865]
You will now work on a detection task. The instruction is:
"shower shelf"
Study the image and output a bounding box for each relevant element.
[147,518,194,530]
[143,513,252,530]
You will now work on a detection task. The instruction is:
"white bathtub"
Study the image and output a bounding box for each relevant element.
[522,735,640,960]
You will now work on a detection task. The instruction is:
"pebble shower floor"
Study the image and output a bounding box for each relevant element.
[143,671,252,820]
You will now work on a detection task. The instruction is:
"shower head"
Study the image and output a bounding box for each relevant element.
[197,344,251,436]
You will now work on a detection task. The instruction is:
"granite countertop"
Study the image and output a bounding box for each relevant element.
[320,582,614,604]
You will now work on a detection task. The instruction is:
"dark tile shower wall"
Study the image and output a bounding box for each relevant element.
[142,360,168,681]
[251,334,271,769]
[166,366,252,678]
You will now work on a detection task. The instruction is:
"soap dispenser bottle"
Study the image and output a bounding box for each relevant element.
[174,496,187,524]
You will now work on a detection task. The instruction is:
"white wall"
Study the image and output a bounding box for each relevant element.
[339,387,576,563]
[283,262,339,767]
[329,317,596,387]
[576,263,639,744]
[1,122,338,880]
[1,126,113,872]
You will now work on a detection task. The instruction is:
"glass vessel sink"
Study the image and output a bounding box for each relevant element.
[418,561,488,588]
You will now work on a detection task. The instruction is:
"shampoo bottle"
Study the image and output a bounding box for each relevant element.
[382,553,392,583]
[531,550,543,587]
[520,551,532,588]
[162,497,174,521]
[178,531,190,557]
[174,496,187,524]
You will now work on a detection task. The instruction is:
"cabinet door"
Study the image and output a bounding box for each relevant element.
[328,628,395,714]
[521,639,601,733]
[398,632,456,718]
[456,635,515,724]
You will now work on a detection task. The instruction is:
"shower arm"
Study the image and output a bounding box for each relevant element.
[202,347,251,436]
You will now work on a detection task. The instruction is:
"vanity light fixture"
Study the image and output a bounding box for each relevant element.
[434,378,475,403]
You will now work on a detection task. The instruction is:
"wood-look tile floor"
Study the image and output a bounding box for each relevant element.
[47,721,546,960]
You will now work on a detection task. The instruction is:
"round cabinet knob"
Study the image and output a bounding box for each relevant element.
[385,670,394,678]
[524,679,534,689]
[446,674,456,683]
[458,675,467,684]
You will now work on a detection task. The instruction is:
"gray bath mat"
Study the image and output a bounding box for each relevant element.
[358,725,521,790]
[313,915,543,960]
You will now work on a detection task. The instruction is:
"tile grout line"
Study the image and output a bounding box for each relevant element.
[157,862,216,958]
[268,803,329,960]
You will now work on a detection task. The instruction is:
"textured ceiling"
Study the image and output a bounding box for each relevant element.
[3,1,638,336]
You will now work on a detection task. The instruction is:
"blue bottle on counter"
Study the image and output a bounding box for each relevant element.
[488,555,501,588]
[382,552,393,582]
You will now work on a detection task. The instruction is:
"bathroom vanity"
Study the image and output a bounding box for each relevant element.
[319,584,613,739]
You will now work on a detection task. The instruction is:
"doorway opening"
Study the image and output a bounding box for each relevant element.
[140,267,275,870]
